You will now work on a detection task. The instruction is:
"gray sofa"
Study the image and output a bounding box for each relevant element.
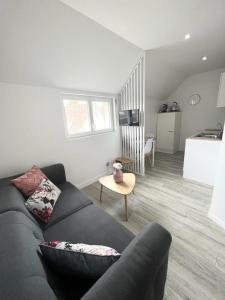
[0,164,171,300]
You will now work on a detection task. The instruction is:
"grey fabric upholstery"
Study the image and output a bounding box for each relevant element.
[0,163,66,188]
[0,211,56,300]
[81,223,171,300]
[0,184,38,223]
[44,204,134,253]
[0,163,171,300]
[41,164,66,186]
[45,182,93,229]
[0,210,43,239]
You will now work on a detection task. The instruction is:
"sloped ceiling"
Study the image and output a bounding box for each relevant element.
[1,0,225,99]
[0,0,141,93]
[61,0,225,100]
[60,0,225,50]
[146,50,187,100]
[146,34,225,99]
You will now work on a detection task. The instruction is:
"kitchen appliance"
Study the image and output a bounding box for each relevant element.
[171,102,180,111]
[159,104,168,113]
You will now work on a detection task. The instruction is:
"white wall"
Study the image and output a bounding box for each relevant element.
[145,97,161,137]
[0,82,121,188]
[209,122,225,230]
[167,69,225,150]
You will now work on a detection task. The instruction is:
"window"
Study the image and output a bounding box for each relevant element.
[92,101,112,131]
[63,100,91,135]
[62,95,114,138]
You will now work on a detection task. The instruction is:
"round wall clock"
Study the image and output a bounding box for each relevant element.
[188,94,201,106]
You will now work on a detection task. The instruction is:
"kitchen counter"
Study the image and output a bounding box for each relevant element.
[187,130,222,141]
[183,134,221,186]
[188,136,221,141]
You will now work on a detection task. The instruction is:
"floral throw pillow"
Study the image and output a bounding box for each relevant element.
[25,178,61,223]
[11,165,47,196]
[40,241,121,279]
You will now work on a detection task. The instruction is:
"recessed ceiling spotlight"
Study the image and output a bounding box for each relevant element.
[184,33,191,40]
[202,56,208,61]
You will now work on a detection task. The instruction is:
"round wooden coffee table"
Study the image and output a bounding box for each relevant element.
[99,173,135,221]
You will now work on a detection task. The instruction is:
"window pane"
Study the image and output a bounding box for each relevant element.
[92,101,112,131]
[63,99,91,135]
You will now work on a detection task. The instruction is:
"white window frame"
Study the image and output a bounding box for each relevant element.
[61,94,115,139]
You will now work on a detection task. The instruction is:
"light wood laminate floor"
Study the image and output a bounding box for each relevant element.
[82,152,225,300]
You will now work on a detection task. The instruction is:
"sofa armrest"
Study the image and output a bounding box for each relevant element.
[81,222,172,300]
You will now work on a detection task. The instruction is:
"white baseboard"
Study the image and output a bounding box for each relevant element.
[76,171,107,189]
[208,211,225,231]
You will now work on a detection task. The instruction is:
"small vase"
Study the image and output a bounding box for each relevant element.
[113,163,123,183]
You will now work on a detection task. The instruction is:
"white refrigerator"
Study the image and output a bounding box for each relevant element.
[156,112,181,154]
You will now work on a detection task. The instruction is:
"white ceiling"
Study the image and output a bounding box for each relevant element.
[0,0,141,93]
[1,0,225,98]
[60,0,225,49]
[61,0,225,99]
[146,33,225,99]
[146,50,187,100]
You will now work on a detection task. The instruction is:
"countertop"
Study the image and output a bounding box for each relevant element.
[187,130,222,142]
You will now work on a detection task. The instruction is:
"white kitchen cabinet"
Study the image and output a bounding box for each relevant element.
[217,72,225,107]
[156,112,181,154]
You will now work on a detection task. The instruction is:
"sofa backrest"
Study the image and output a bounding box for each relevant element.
[0,164,67,299]
[0,211,57,300]
[0,164,66,225]
[0,163,66,187]
[41,164,66,186]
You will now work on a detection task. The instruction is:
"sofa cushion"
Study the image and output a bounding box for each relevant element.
[11,165,48,196]
[40,241,120,280]
[25,178,61,223]
[0,184,39,224]
[44,205,134,253]
[0,211,58,300]
[0,210,43,239]
[45,182,93,228]
[0,210,96,300]
[0,276,57,300]
[0,164,66,189]
[0,164,66,224]
[47,271,95,300]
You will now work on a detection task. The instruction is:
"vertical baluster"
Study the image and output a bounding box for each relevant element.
[137,62,140,174]
[130,73,134,172]
[140,58,143,175]
[133,68,136,173]
[142,55,146,175]
[125,83,128,160]
[141,57,145,175]
[121,89,124,158]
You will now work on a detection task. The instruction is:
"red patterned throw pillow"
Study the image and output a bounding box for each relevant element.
[40,241,120,279]
[25,178,61,223]
[11,165,47,196]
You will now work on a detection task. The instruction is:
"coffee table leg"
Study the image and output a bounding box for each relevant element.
[124,195,128,221]
[100,184,103,203]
